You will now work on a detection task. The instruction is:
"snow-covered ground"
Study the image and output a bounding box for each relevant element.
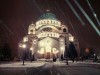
[0,61,45,67]
[53,60,100,67]
[0,60,100,68]
[0,60,100,75]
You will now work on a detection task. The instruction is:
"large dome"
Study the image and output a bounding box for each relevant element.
[35,12,61,29]
[39,12,58,20]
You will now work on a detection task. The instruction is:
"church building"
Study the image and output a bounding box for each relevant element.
[18,12,79,60]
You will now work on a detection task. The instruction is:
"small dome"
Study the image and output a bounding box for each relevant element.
[39,12,58,20]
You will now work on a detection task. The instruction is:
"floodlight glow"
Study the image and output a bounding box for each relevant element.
[74,0,100,36]
[45,46,51,52]
[53,48,59,54]
[40,41,44,46]
[86,0,100,26]
[65,0,85,26]
[38,48,44,54]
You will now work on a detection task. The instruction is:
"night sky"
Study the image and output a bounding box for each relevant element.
[0,0,100,56]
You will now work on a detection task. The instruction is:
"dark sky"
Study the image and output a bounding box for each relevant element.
[0,0,100,55]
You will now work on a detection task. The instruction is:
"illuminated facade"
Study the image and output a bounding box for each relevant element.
[18,12,79,59]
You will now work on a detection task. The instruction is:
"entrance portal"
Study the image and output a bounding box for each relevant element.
[37,47,59,59]
[46,52,50,59]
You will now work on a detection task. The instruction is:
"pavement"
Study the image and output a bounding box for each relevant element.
[0,60,100,75]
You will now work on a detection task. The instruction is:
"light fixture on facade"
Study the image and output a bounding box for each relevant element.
[30,47,33,51]
[37,48,44,54]
[45,46,51,52]
[69,36,74,42]
[60,46,64,51]
[22,44,26,48]
[23,37,28,42]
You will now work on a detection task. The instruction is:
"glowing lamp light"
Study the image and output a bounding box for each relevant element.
[37,50,40,53]
[56,50,59,53]
[60,47,64,50]
[30,47,33,51]
[22,44,26,48]
[53,48,59,54]
[53,50,59,54]
[85,48,89,53]
[69,36,74,42]
[37,48,44,54]
[45,46,51,52]
[23,37,28,42]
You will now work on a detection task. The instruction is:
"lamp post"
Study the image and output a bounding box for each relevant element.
[60,47,64,61]
[64,37,68,65]
[22,44,26,65]
[30,47,34,62]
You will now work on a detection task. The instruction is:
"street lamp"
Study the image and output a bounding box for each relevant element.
[60,46,64,61]
[22,44,26,65]
[65,38,68,65]
[30,47,34,61]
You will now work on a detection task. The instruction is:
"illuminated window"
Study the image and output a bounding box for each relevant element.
[51,20,52,24]
[46,46,51,52]
[54,34,55,37]
[47,20,49,24]
[54,21,56,24]
[39,48,44,54]
[56,22,58,25]
[45,20,47,24]
[45,34,47,37]
[41,21,43,24]
[44,21,46,24]
[53,48,56,53]
[49,34,51,37]
[39,22,40,24]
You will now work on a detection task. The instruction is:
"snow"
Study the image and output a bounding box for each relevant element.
[0,61,45,68]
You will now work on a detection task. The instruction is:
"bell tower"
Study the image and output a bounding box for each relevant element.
[28,22,36,34]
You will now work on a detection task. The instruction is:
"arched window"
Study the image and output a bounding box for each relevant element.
[63,28,66,32]
[47,20,49,24]
[44,21,46,24]
[56,22,58,25]
[41,21,43,24]
[51,20,52,24]
[30,30,33,32]
[53,21,55,24]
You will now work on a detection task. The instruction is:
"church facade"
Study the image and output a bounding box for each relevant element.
[18,12,79,60]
